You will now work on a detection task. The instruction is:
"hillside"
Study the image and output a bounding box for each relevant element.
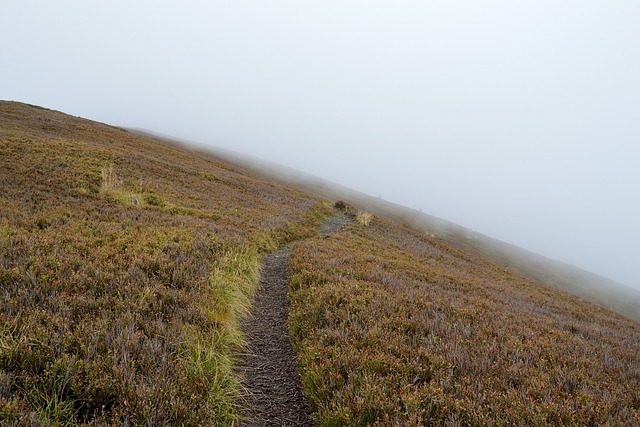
[200,148,640,323]
[1,101,639,426]
[0,101,329,425]
[289,206,640,425]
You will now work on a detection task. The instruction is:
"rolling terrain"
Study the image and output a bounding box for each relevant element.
[1,101,639,426]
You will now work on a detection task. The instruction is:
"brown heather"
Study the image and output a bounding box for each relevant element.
[289,215,640,426]
[0,101,329,425]
[2,101,640,426]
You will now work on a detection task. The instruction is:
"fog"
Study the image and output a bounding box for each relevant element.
[3,1,639,290]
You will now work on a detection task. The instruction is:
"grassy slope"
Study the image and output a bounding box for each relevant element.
[2,102,639,426]
[211,151,640,323]
[290,206,640,426]
[0,101,330,425]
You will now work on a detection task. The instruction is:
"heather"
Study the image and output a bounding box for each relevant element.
[289,209,640,426]
[0,101,328,425]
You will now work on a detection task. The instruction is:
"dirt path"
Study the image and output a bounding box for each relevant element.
[238,210,351,426]
[319,209,352,235]
[238,246,310,426]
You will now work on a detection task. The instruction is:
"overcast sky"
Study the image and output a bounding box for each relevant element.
[3,1,639,289]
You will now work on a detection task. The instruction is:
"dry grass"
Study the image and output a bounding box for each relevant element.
[355,211,373,226]
[0,101,329,425]
[99,165,122,193]
[289,216,640,426]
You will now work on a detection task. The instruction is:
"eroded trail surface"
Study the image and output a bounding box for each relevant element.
[319,210,352,235]
[239,210,351,426]
[238,246,310,426]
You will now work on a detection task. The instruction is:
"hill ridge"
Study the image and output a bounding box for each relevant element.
[134,129,640,323]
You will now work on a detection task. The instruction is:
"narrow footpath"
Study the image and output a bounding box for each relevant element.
[238,210,351,426]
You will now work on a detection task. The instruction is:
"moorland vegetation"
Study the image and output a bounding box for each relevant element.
[0,101,329,425]
[289,203,640,426]
[1,101,639,426]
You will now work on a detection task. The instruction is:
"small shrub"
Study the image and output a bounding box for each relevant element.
[143,193,164,207]
[334,200,347,211]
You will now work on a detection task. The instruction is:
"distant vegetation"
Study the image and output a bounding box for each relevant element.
[2,101,639,426]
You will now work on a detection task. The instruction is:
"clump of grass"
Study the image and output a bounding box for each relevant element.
[355,210,373,226]
[100,165,169,208]
[100,165,122,193]
[143,192,164,207]
[100,165,142,206]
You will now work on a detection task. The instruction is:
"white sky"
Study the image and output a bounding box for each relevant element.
[2,1,639,289]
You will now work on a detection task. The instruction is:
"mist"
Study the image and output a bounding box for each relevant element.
[2,1,639,290]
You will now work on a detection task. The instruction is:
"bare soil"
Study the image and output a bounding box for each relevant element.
[319,209,352,235]
[238,210,351,426]
[238,246,312,426]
